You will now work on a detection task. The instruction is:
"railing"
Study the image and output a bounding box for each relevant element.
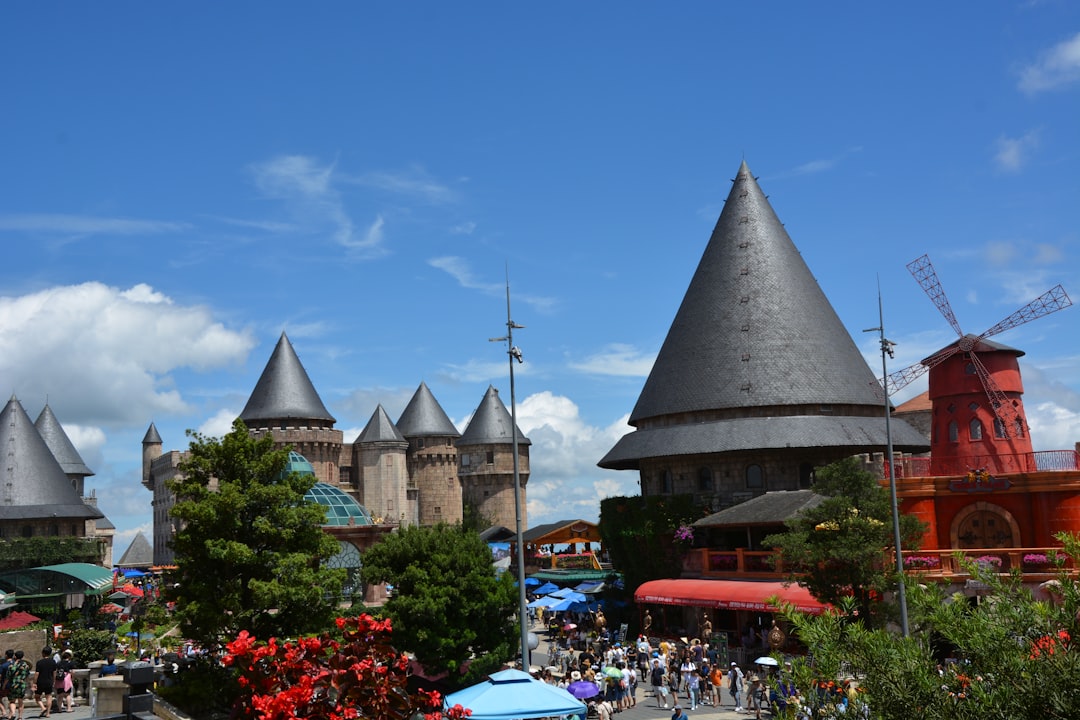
[885,450,1079,479]
[687,547,1071,581]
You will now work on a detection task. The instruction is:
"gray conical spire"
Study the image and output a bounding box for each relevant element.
[142,422,162,444]
[0,396,103,519]
[34,403,94,477]
[458,386,531,446]
[357,404,407,443]
[117,531,154,567]
[600,160,927,469]
[396,382,460,438]
[239,332,335,425]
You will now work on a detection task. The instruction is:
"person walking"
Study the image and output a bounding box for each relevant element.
[33,647,57,718]
[728,662,745,713]
[709,662,725,707]
[650,659,668,709]
[54,652,74,714]
[6,651,32,720]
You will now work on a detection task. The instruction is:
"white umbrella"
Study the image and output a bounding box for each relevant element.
[754,656,779,667]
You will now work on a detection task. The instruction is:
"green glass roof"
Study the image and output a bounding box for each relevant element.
[304,483,374,527]
[284,451,316,477]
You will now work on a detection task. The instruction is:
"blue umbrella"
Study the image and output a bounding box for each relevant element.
[550,588,587,603]
[445,668,586,720]
[527,596,561,609]
[533,582,560,596]
[524,577,541,586]
[546,598,575,612]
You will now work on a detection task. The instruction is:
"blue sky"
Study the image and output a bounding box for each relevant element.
[2,3,1079,554]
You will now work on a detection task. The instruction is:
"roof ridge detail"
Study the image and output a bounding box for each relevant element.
[396,382,460,438]
[357,404,407,443]
[34,403,95,477]
[457,385,531,447]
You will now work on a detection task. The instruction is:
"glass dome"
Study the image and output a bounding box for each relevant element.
[304,482,375,527]
[284,450,316,477]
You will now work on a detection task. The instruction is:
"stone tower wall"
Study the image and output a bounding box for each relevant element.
[458,444,530,530]
[353,441,410,525]
[249,427,344,484]
[406,437,462,526]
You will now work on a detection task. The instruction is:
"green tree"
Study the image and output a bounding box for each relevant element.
[599,494,698,593]
[763,457,925,627]
[165,419,345,651]
[360,523,517,688]
[777,534,1080,719]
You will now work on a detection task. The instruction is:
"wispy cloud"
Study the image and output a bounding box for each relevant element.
[994,130,1040,172]
[570,344,656,377]
[250,155,387,258]
[348,166,457,204]
[427,256,558,313]
[451,221,477,235]
[767,147,864,181]
[0,213,188,235]
[1018,31,1080,93]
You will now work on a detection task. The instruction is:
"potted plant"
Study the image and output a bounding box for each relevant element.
[1023,552,1063,569]
[975,555,1003,572]
[903,555,941,570]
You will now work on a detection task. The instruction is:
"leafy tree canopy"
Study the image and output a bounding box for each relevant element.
[361,523,517,688]
[763,457,925,627]
[599,494,698,593]
[778,533,1080,720]
[165,419,345,650]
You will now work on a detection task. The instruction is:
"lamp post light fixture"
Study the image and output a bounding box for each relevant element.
[489,278,530,669]
[864,284,909,637]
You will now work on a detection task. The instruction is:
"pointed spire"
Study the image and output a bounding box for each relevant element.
[34,404,94,477]
[0,397,103,519]
[142,422,162,444]
[357,405,407,443]
[239,332,335,425]
[117,531,154,567]
[629,160,886,423]
[396,382,460,438]
[458,385,531,446]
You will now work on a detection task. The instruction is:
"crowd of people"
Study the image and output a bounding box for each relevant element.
[0,647,75,720]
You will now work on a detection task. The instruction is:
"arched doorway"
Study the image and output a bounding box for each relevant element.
[951,502,1019,550]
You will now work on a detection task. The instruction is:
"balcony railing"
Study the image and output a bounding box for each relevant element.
[885,450,1080,479]
[686,547,1071,581]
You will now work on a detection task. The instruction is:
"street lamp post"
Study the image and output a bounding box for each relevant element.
[864,285,910,637]
[490,279,530,668]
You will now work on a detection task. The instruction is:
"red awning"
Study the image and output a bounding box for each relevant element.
[635,579,828,615]
[0,611,41,630]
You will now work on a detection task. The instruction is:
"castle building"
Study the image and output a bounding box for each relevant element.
[144,333,530,565]
[600,160,929,507]
[0,396,113,566]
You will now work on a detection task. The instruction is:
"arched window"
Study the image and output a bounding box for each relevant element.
[994,418,1006,439]
[661,470,673,494]
[746,465,763,489]
[965,363,977,375]
[948,421,958,442]
[698,468,714,492]
[799,463,814,489]
[969,419,983,440]
[1014,419,1025,438]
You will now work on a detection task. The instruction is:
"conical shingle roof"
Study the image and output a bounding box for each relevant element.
[239,332,335,425]
[600,160,927,469]
[396,382,460,438]
[142,422,162,444]
[458,386,531,446]
[117,531,154,568]
[357,405,407,443]
[0,396,103,520]
[34,404,94,477]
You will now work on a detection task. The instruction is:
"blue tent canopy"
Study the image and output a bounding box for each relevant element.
[533,582,560,596]
[445,668,585,720]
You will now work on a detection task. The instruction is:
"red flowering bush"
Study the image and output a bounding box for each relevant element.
[224,614,471,720]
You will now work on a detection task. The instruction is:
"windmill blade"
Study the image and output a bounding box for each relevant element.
[908,254,964,337]
[981,285,1073,339]
[968,351,1024,439]
[882,345,961,396]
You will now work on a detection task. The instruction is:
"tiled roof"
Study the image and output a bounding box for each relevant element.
[142,422,162,444]
[0,396,103,520]
[600,409,929,470]
[396,382,459,438]
[34,404,94,477]
[458,386,531,447]
[694,489,825,527]
[356,405,407,443]
[117,532,154,568]
[239,332,335,425]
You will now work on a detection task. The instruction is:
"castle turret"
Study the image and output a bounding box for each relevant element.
[457,385,531,530]
[396,382,462,526]
[600,160,927,504]
[141,422,163,491]
[239,332,343,483]
[353,405,410,525]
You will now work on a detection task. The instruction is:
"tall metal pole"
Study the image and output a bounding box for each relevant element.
[865,282,910,637]
[491,275,530,668]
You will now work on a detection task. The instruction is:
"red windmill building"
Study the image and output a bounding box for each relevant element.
[888,255,1072,477]
[888,255,1079,563]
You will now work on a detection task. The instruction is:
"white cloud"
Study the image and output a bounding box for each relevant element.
[994,130,1040,172]
[427,256,558,313]
[514,391,638,525]
[1018,31,1080,93]
[570,344,656,377]
[349,167,457,204]
[250,155,387,258]
[451,222,477,235]
[0,282,255,425]
[0,214,189,236]
[198,408,241,438]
